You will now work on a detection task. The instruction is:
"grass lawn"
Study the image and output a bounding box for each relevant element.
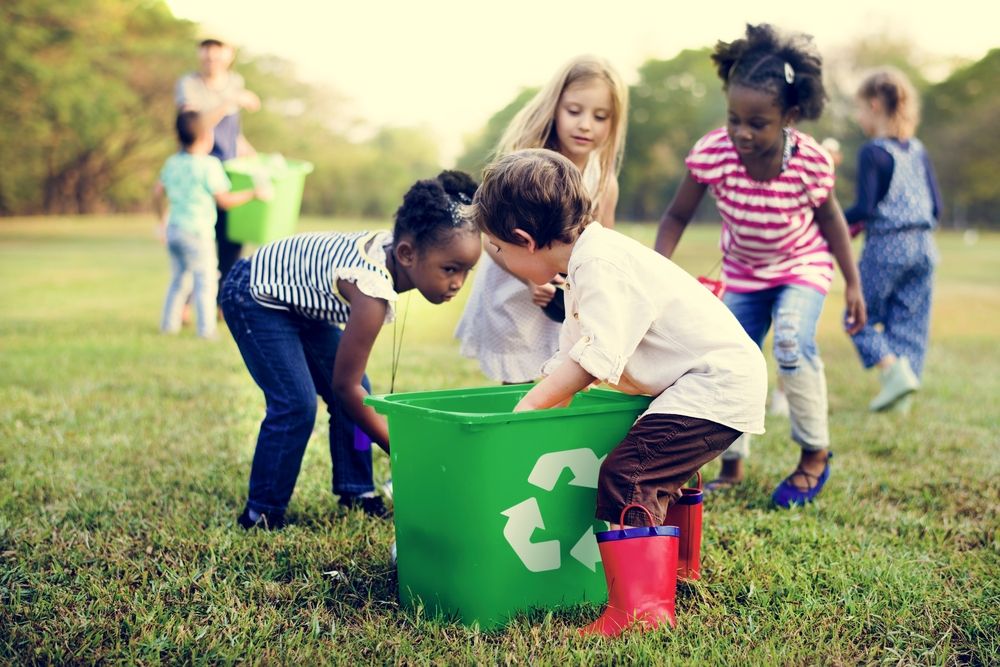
[1,215,997,664]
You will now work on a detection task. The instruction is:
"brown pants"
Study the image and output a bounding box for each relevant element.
[596,414,741,526]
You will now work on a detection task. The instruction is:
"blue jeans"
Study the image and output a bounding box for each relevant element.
[721,285,830,459]
[161,227,217,337]
[220,259,374,515]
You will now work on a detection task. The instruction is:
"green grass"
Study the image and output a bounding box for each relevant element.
[1,215,998,664]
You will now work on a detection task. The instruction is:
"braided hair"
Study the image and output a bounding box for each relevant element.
[393,170,479,252]
[712,23,827,120]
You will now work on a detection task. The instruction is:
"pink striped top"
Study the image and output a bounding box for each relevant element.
[686,127,835,295]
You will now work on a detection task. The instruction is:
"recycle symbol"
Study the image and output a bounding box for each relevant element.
[500,448,606,573]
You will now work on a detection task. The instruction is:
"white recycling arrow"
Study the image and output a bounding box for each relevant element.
[569,526,601,571]
[500,497,561,572]
[528,448,605,491]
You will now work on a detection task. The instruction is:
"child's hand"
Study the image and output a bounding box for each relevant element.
[237,89,261,112]
[254,184,274,202]
[843,283,867,335]
[530,282,557,307]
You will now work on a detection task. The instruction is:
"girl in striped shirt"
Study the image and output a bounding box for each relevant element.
[220,172,482,529]
[655,24,867,508]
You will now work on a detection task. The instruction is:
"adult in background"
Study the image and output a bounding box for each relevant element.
[176,38,261,289]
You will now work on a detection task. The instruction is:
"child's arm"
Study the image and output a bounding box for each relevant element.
[514,358,596,412]
[815,196,867,335]
[332,280,391,451]
[654,172,707,258]
[214,185,269,210]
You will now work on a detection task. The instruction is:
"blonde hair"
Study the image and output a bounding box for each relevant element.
[857,67,920,139]
[495,55,628,212]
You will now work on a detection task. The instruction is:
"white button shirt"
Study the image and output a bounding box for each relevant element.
[542,223,767,434]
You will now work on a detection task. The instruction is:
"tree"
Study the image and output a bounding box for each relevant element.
[0,0,193,214]
[619,49,724,221]
[454,88,538,179]
[921,49,1000,226]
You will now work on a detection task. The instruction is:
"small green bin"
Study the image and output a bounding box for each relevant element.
[365,384,651,629]
[224,155,314,245]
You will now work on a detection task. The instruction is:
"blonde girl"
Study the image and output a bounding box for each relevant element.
[844,67,941,412]
[456,55,629,383]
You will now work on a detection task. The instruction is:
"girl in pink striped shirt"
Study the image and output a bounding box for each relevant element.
[655,23,866,508]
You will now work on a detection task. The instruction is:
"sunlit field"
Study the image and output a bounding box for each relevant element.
[1,216,997,664]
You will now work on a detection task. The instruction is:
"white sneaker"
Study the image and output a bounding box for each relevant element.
[380,478,393,501]
[390,541,397,567]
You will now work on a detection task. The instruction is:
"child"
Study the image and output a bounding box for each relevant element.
[654,24,867,508]
[176,38,261,289]
[845,67,941,412]
[219,171,482,529]
[155,111,265,339]
[467,148,766,634]
[455,55,628,383]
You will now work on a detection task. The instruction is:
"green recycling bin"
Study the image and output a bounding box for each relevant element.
[365,384,652,629]
[224,154,314,245]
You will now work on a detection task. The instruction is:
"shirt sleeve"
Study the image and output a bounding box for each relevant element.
[564,258,656,385]
[175,75,199,109]
[922,149,942,220]
[684,129,730,185]
[206,157,231,194]
[844,143,892,223]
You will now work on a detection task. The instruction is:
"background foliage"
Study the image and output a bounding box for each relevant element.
[1,0,997,226]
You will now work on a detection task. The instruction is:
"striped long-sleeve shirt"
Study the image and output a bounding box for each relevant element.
[249,230,397,324]
[686,127,836,295]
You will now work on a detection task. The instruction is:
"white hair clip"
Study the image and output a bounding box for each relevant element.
[784,62,795,85]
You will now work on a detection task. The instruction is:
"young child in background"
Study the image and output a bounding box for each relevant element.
[467,148,766,634]
[845,67,941,412]
[176,38,261,290]
[155,111,266,339]
[220,172,481,530]
[455,55,628,384]
[654,24,867,508]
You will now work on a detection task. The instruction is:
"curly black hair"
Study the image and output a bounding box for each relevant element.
[393,170,479,252]
[712,23,826,120]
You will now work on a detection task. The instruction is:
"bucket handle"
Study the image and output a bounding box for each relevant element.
[618,503,656,529]
[689,471,702,491]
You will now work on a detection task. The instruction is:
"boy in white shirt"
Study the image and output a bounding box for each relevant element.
[466,149,767,633]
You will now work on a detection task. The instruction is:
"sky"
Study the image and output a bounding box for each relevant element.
[165,0,998,165]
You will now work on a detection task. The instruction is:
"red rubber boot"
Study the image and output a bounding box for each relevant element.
[580,504,680,637]
[664,472,704,581]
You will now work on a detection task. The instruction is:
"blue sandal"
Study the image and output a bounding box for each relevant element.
[771,453,833,509]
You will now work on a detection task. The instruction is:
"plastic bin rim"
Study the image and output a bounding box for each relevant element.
[224,157,314,175]
[365,384,650,425]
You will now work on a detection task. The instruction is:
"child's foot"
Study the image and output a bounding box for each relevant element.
[772,450,832,509]
[870,357,920,411]
[338,493,391,519]
[768,387,790,418]
[705,459,744,494]
[237,506,286,531]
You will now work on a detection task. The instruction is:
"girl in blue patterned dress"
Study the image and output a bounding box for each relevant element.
[845,67,942,412]
[220,172,482,529]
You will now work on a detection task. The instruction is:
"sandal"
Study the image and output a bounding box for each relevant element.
[771,453,833,509]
